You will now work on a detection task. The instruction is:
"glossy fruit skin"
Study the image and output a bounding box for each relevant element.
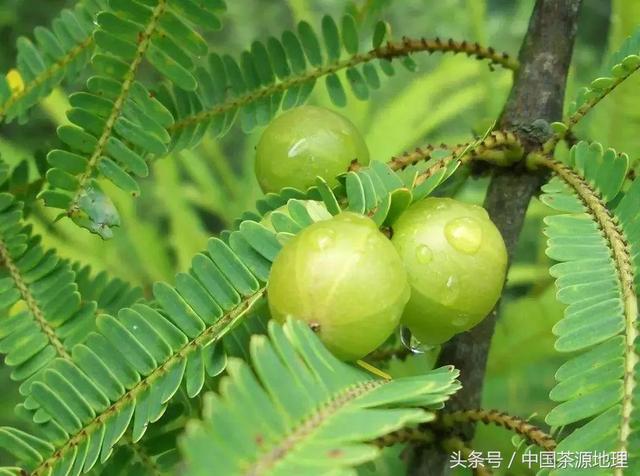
[255,106,370,193]
[391,197,507,345]
[267,212,409,361]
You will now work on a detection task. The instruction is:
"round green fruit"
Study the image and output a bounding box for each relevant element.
[391,197,507,345]
[267,212,409,361]
[255,106,370,193]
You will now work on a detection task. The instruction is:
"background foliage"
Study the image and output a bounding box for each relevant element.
[0,0,636,474]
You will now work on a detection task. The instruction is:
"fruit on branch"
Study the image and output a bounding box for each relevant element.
[391,197,507,345]
[255,105,370,193]
[260,200,331,231]
[267,212,409,360]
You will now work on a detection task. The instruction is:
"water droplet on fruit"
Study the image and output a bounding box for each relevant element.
[310,228,335,250]
[399,326,436,354]
[415,244,433,264]
[442,275,460,305]
[444,217,483,254]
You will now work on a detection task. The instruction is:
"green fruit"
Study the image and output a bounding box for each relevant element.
[391,197,507,345]
[267,212,409,361]
[255,106,370,193]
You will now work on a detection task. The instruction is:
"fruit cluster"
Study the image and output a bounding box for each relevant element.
[256,106,508,360]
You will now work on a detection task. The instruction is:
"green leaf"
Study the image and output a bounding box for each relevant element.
[362,63,380,89]
[147,43,197,91]
[266,37,290,79]
[40,0,227,233]
[372,20,388,49]
[1,2,100,123]
[96,159,140,196]
[341,15,359,55]
[321,15,341,61]
[346,67,369,100]
[281,30,307,74]
[181,320,460,476]
[297,21,323,67]
[167,0,222,31]
[325,74,347,107]
[251,41,275,86]
[541,142,640,471]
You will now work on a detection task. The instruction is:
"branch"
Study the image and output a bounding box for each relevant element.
[407,1,582,474]
[374,427,435,447]
[169,37,518,133]
[349,130,522,178]
[437,409,557,450]
[374,409,557,451]
[543,57,640,152]
[412,130,523,187]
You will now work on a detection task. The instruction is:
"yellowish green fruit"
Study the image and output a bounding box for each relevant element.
[267,212,409,361]
[255,106,370,193]
[391,197,507,345]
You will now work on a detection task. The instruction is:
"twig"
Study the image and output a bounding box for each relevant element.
[438,409,557,450]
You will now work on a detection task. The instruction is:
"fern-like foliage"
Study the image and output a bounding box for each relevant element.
[181,319,460,476]
[164,14,517,151]
[0,160,45,216]
[0,232,272,473]
[96,312,271,476]
[0,193,97,388]
[72,263,143,315]
[535,141,639,473]
[39,0,226,238]
[0,138,467,474]
[546,28,640,150]
[0,0,106,123]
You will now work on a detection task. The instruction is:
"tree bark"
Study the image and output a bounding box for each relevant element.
[407,1,582,474]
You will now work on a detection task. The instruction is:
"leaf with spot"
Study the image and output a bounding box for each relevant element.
[0,0,107,123]
[39,0,227,237]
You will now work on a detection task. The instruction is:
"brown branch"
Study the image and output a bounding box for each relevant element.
[438,409,557,450]
[374,427,435,447]
[411,130,524,187]
[350,130,523,174]
[407,1,582,474]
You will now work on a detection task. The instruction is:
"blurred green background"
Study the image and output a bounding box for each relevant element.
[0,0,637,474]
